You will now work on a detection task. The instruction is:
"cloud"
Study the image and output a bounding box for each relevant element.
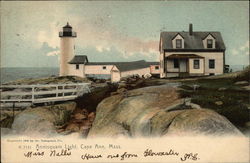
[76,45,158,64]
[35,10,159,61]
[96,46,104,52]
[232,41,249,56]
[37,22,60,49]
[47,50,60,56]
[231,49,239,55]
[240,41,249,51]
[63,14,159,60]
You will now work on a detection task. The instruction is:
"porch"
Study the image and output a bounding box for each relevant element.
[164,54,205,77]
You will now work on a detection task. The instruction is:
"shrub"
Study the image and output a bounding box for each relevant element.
[235,66,250,82]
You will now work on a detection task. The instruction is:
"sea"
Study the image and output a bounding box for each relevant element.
[0,67,59,84]
[0,65,247,84]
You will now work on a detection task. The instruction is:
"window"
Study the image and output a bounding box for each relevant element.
[193,60,200,69]
[207,39,213,48]
[173,59,179,68]
[155,66,159,70]
[176,39,182,48]
[102,66,107,70]
[209,59,215,69]
[76,64,79,70]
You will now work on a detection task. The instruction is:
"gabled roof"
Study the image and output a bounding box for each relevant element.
[160,31,226,51]
[172,33,184,40]
[202,33,216,40]
[68,55,88,64]
[86,60,159,72]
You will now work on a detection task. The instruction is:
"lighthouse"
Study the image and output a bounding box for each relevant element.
[59,22,77,76]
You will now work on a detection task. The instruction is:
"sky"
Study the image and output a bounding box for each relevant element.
[1,1,249,67]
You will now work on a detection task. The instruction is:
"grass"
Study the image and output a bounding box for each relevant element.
[179,72,249,128]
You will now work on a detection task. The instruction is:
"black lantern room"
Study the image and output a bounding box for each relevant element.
[59,22,77,37]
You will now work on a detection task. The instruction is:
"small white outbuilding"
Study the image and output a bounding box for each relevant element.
[68,55,159,82]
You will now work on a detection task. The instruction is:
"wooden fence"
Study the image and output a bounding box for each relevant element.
[0,83,91,107]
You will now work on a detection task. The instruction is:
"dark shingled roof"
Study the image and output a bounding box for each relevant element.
[68,55,88,64]
[86,60,159,72]
[160,31,226,51]
[145,62,159,65]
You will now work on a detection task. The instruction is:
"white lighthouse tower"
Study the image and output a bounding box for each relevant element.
[59,22,77,76]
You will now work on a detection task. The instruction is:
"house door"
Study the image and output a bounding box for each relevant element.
[179,59,187,72]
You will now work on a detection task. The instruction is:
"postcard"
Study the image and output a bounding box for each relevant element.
[1,1,249,163]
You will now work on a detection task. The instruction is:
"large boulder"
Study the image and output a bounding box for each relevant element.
[88,85,242,138]
[11,102,76,136]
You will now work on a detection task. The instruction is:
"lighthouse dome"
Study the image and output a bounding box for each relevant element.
[63,22,72,29]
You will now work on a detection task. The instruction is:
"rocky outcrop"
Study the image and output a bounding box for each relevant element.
[56,108,95,137]
[11,102,76,136]
[234,81,249,85]
[88,85,242,138]
[75,82,117,112]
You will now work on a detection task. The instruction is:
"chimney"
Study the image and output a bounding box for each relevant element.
[189,24,193,35]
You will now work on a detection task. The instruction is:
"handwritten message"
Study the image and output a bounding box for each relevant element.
[11,138,200,162]
[3,136,248,163]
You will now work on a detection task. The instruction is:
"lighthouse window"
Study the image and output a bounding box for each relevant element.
[76,64,79,70]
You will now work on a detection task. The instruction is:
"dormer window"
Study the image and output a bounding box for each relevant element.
[203,34,216,49]
[207,39,213,48]
[172,33,184,49]
[176,39,182,48]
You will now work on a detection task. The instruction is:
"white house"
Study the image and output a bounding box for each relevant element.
[159,24,226,78]
[59,23,159,82]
